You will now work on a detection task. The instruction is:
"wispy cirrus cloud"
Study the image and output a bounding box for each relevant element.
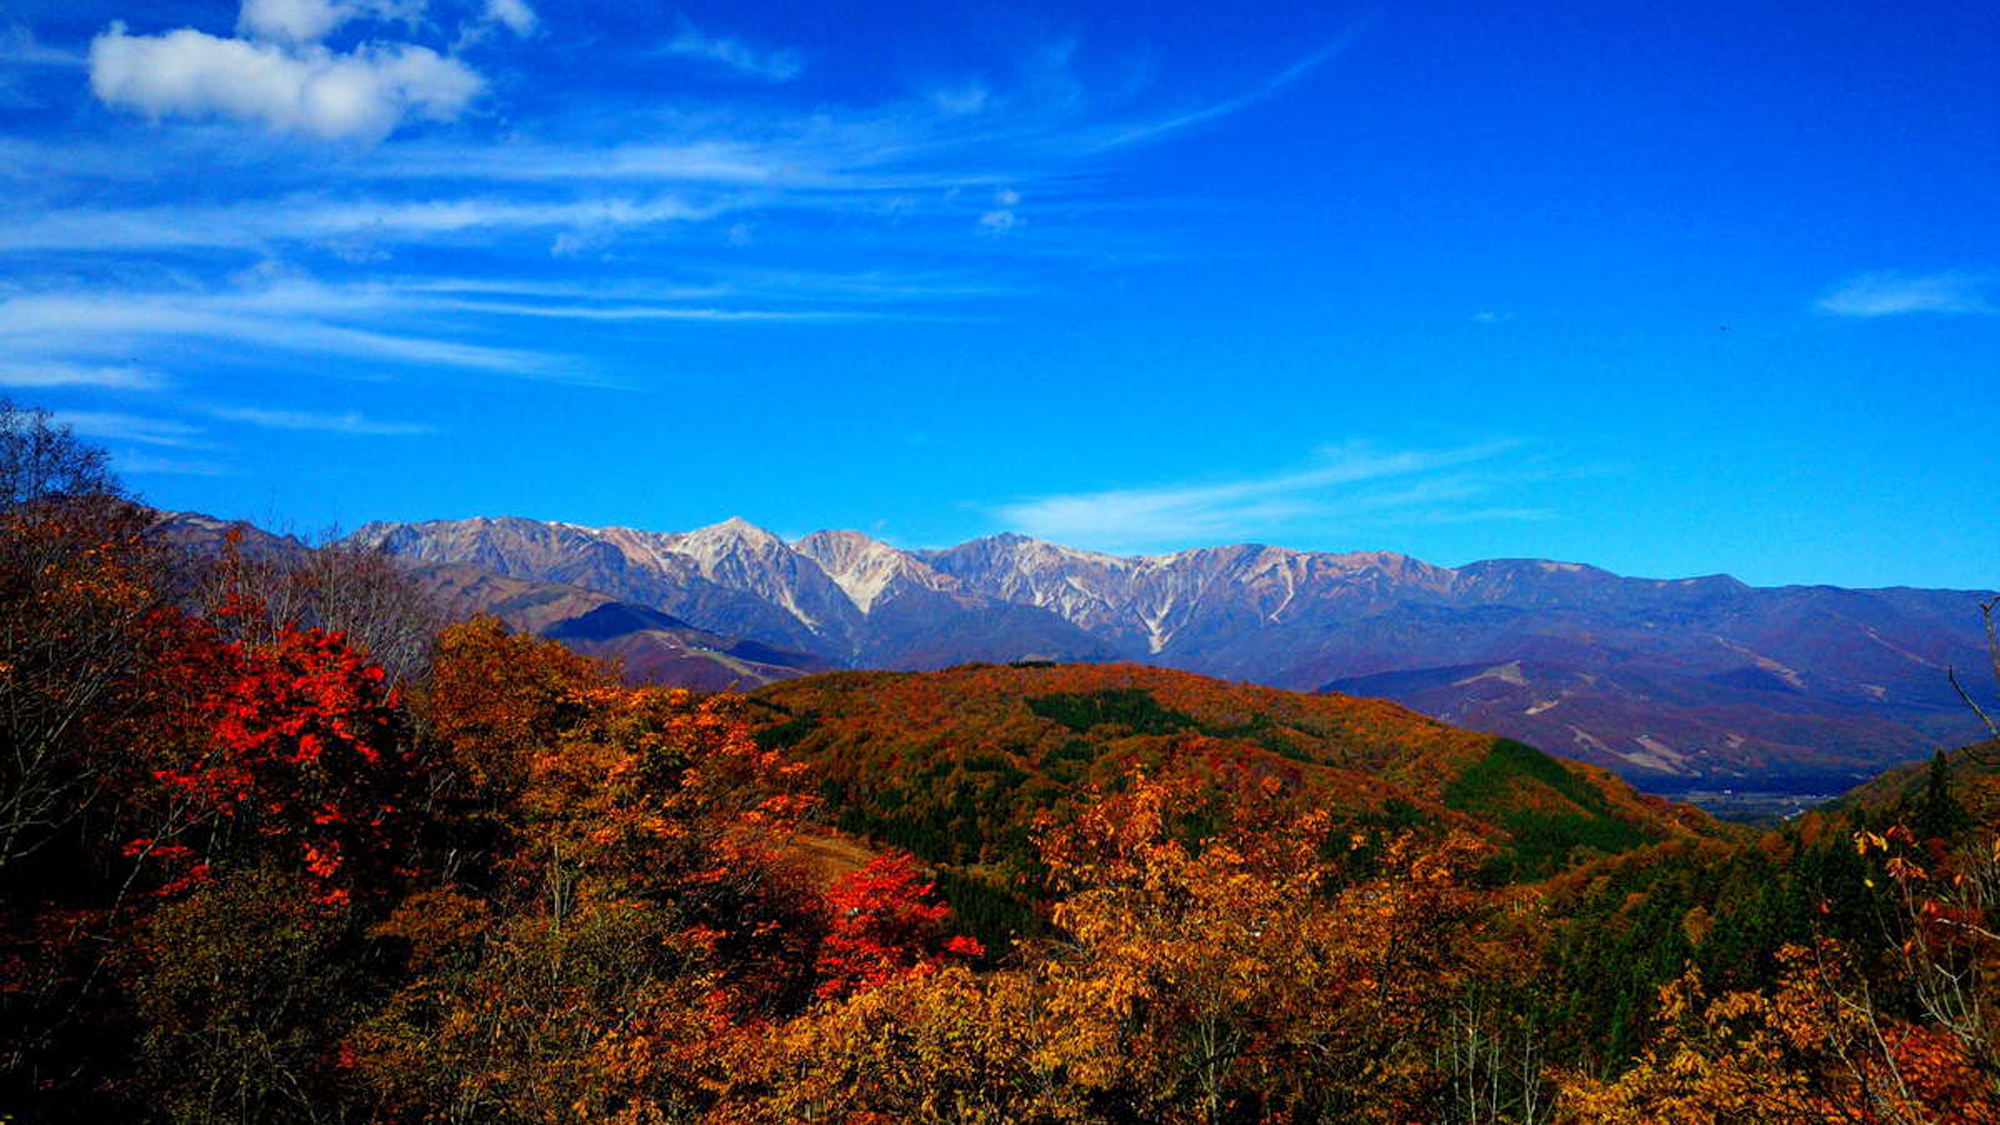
[1,23,83,66]
[0,269,965,394]
[53,410,208,447]
[661,24,802,82]
[992,440,1544,552]
[207,405,436,434]
[410,298,883,321]
[0,362,168,390]
[1817,271,1995,318]
[1,270,953,409]
[0,193,723,254]
[1082,29,1360,152]
[14,31,1351,253]
[479,0,538,38]
[0,287,566,378]
[0,22,83,105]
[392,269,1007,305]
[6,3,1350,442]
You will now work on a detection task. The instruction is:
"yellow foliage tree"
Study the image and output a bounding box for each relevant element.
[1033,767,1495,1124]
[711,965,1080,1125]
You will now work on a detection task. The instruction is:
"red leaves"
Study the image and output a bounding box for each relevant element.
[138,620,418,904]
[814,851,983,1001]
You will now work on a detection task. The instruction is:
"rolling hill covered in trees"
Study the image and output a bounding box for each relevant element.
[744,661,1713,946]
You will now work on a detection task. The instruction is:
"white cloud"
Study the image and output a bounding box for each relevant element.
[992,440,1529,550]
[209,405,435,434]
[53,410,207,447]
[930,83,990,115]
[0,362,167,389]
[662,24,802,82]
[239,0,356,45]
[1817,271,1994,318]
[89,22,482,142]
[482,0,536,37]
[979,186,1022,233]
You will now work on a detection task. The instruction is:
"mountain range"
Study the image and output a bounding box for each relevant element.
[344,514,1999,790]
[156,511,836,692]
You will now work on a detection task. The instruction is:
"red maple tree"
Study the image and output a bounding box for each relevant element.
[814,850,983,1001]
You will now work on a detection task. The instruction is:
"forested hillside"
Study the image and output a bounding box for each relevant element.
[746,662,1711,946]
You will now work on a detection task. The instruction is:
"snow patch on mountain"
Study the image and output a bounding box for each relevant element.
[795,529,954,614]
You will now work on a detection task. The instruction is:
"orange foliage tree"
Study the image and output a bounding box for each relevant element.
[1557,943,1995,1125]
[0,497,165,877]
[347,620,827,1124]
[1032,765,1496,1124]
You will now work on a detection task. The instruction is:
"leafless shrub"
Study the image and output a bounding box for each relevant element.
[0,401,164,874]
[185,525,446,688]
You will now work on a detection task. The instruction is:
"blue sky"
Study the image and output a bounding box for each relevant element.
[1,0,1994,588]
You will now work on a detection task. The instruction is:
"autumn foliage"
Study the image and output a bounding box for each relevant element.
[815,851,984,1000]
[1032,769,1499,1123]
[4,432,2000,1124]
[143,618,417,904]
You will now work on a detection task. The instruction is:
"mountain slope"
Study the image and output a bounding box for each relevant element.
[1322,659,1950,785]
[420,565,835,690]
[350,515,834,656]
